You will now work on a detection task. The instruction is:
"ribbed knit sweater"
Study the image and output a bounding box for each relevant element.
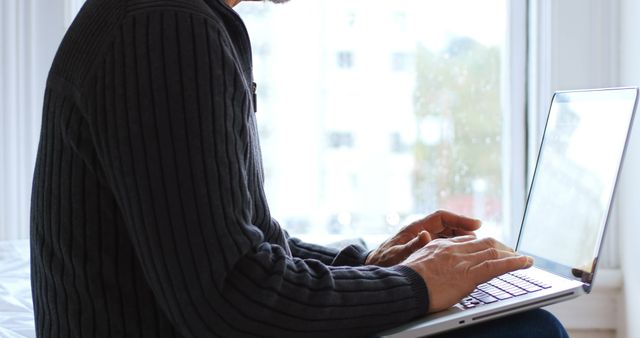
[30,0,429,336]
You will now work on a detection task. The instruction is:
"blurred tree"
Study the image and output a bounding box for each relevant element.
[413,37,502,220]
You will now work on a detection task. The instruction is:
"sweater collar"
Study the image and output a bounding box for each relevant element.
[201,0,253,84]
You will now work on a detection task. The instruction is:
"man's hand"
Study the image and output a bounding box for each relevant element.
[366,210,481,267]
[401,235,533,313]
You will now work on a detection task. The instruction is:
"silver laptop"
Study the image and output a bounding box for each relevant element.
[378,87,639,338]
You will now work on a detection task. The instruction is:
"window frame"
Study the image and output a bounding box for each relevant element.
[502,0,528,247]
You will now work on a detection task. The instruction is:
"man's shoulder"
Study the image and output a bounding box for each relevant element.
[49,0,229,91]
[125,0,227,22]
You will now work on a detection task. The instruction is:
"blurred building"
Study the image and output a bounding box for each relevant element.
[236,0,506,240]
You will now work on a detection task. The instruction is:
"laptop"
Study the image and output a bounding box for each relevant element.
[377,87,639,338]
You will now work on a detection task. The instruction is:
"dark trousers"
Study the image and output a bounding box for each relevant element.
[432,309,569,338]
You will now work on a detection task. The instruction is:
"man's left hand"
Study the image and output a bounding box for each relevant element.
[365,210,481,267]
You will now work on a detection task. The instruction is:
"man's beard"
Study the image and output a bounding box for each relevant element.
[266,0,289,3]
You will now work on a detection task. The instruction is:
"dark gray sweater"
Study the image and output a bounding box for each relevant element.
[30,0,429,336]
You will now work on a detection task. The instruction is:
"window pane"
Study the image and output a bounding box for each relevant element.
[237,0,509,245]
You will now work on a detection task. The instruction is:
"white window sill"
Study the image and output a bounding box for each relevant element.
[544,269,622,331]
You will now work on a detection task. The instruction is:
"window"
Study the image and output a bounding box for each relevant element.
[391,52,410,72]
[328,131,355,149]
[237,0,524,247]
[390,132,410,154]
[336,51,354,69]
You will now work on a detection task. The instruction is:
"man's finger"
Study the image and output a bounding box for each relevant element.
[455,237,515,254]
[408,210,481,235]
[464,248,518,265]
[402,231,431,255]
[438,228,477,238]
[446,235,477,243]
[436,210,482,231]
[469,255,534,284]
[452,229,478,237]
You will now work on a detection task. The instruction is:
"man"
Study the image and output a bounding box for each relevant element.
[30,0,568,336]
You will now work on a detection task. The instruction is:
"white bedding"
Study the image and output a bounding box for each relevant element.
[0,240,35,338]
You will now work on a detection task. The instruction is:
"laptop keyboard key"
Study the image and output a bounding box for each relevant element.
[488,279,525,294]
[473,292,498,304]
[461,272,552,310]
[492,292,513,300]
[507,287,527,296]
[520,284,542,292]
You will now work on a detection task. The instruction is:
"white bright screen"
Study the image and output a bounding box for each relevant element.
[518,89,636,273]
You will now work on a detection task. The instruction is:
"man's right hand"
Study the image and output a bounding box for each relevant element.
[401,235,534,313]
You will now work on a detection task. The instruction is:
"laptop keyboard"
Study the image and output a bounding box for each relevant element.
[459,271,552,309]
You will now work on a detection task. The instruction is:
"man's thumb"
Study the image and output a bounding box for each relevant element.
[407,231,431,251]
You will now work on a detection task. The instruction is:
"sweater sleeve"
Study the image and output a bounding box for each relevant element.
[283,227,371,266]
[87,9,428,337]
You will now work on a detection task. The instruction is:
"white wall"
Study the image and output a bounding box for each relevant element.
[0,0,67,240]
[618,1,640,337]
[537,1,640,336]
[529,0,621,268]
[529,0,633,334]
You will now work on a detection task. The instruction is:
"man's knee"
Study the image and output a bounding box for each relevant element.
[433,308,568,338]
[510,309,568,338]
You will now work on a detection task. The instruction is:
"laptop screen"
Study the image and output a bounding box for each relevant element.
[517,88,637,284]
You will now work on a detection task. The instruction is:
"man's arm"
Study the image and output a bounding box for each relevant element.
[282,227,370,266]
[285,210,483,268]
[87,9,429,337]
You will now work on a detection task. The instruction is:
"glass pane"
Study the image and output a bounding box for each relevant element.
[236,0,509,246]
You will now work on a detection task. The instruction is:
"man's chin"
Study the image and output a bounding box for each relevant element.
[266,0,290,3]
